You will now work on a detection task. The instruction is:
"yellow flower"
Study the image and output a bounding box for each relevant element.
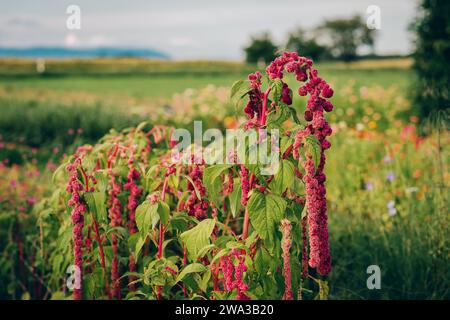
[368,121,377,129]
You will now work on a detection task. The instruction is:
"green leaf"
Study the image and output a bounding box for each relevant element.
[180,219,216,260]
[84,192,107,223]
[52,161,68,184]
[176,263,206,283]
[305,135,321,173]
[270,79,283,102]
[230,80,244,99]
[135,201,159,235]
[195,244,215,260]
[247,191,286,243]
[158,201,170,226]
[134,235,146,262]
[269,159,295,194]
[93,171,108,193]
[228,178,242,218]
[203,164,233,200]
[198,269,211,292]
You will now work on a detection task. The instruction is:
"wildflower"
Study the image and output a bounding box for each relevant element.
[412,169,422,178]
[27,197,36,206]
[386,171,395,182]
[365,182,374,191]
[387,200,397,216]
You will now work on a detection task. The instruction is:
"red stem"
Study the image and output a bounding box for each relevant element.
[259,87,271,126]
[157,223,164,259]
[79,166,89,191]
[282,144,294,159]
[158,176,169,259]
[241,174,255,239]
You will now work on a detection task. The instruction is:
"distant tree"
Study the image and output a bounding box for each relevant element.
[244,33,278,64]
[412,0,450,123]
[317,15,375,62]
[285,28,329,61]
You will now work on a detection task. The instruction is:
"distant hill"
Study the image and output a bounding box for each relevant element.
[0,47,170,59]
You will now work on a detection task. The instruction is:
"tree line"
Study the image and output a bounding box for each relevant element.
[244,15,375,63]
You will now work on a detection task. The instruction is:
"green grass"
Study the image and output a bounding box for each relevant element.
[0,74,241,99]
[0,68,412,99]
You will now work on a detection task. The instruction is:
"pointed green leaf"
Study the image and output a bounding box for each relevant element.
[228,178,242,218]
[84,192,107,223]
[135,201,159,235]
[203,164,233,200]
[180,219,216,260]
[176,263,206,283]
[269,159,295,194]
[247,191,286,243]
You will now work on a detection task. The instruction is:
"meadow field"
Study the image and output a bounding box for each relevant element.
[0,57,448,300]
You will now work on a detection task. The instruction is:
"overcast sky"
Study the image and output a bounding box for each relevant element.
[0,0,418,60]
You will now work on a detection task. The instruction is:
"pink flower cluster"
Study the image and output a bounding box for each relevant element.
[222,170,234,196]
[280,219,293,300]
[124,152,142,234]
[266,51,312,81]
[304,153,331,276]
[239,165,250,206]
[186,162,209,220]
[243,72,263,120]
[301,216,309,279]
[219,249,250,300]
[66,157,87,300]
[266,52,333,276]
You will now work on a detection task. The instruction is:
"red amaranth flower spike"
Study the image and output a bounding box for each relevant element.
[280,219,293,300]
[239,165,250,206]
[66,148,90,300]
[219,249,250,300]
